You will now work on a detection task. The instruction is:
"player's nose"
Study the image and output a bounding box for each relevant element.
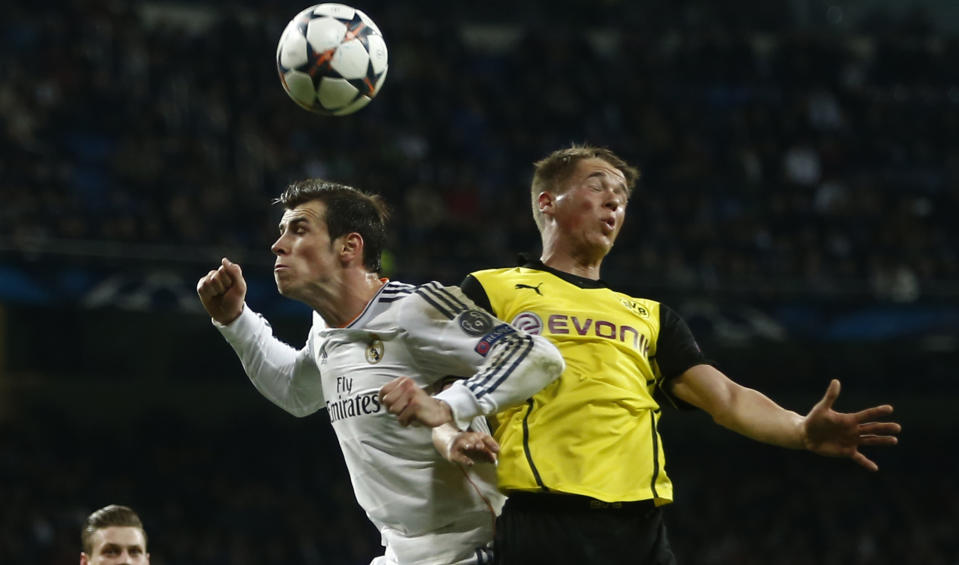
[271,235,288,255]
[604,193,624,211]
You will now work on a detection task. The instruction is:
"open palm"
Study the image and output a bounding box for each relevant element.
[801,379,901,471]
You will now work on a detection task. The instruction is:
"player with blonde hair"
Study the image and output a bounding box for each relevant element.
[386,145,902,564]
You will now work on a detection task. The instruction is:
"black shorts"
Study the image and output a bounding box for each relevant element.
[494,492,677,565]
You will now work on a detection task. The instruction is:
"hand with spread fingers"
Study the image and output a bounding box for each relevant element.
[801,379,902,471]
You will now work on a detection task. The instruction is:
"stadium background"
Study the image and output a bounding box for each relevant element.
[1,0,957,563]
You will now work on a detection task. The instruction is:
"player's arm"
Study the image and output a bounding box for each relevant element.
[197,257,247,324]
[380,282,564,430]
[197,258,325,417]
[672,367,900,471]
[659,305,901,471]
[447,275,565,424]
[671,365,806,449]
[436,324,564,431]
[432,422,499,466]
[380,375,501,464]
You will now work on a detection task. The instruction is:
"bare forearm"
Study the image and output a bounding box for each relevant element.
[673,365,901,470]
[672,364,805,450]
[711,387,805,449]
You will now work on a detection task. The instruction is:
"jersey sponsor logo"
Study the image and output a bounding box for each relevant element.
[474,323,517,356]
[619,298,649,317]
[459,309,494,336]
[365,337,384,364]
[546,314,650,357]
[514,282,544,295]
[510,312,543,335]
[327,390,382,423]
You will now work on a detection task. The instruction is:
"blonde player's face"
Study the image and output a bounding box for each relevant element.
[80,526,149,565]
[549,157,629,256]
[271,200,340,300]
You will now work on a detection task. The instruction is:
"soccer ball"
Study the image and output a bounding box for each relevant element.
[276,3,388,116]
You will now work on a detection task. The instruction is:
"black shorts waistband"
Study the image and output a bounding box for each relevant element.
[505,492,657,515]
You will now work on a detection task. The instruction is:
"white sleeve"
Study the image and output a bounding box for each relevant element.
[401,283,565,430]
[214,304,325,417]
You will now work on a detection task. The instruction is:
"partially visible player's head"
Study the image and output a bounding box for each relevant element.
[275,179,390,273]
[530,145,639,233]
[80,505,149,565]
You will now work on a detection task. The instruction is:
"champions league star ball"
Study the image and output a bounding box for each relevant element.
[276,3,388,116]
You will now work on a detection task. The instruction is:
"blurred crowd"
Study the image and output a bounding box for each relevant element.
[1,2,957,562]
[1,0,957,300]
[2,408,954,565]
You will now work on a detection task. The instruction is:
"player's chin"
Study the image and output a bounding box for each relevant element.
[599,227,621,244]
[273,275,296,296]
[587,236,615,256]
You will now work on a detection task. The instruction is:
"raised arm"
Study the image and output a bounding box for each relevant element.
[670,365,901,471]
[379,282,564,430]
[197,258,325,417]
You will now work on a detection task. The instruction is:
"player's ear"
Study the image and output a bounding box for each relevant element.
[537,191,555,216]
[80,552,90,565]
[340,232,365,264]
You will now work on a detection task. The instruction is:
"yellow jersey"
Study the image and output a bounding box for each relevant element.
[463,262,706,505]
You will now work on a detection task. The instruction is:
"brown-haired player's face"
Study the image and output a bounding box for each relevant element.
[80,526,149,565]
[548,157,629,255]
[271,200,339,300]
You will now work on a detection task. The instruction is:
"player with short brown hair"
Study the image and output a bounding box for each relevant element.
[80,505,149,565]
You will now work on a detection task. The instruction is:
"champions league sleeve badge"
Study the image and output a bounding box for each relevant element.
[458,309,494,336]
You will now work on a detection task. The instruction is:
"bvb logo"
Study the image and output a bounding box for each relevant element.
[366,337,384,364]
[620,298,649,317]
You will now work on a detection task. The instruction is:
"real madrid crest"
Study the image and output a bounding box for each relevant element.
[365,336,384,364]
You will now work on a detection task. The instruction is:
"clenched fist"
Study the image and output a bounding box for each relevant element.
[380,376,454,427]
[197,257,247,325]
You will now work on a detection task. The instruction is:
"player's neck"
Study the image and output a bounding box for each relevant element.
[310,271,386,327]
[539,227,610,280]
[540,249,604,280]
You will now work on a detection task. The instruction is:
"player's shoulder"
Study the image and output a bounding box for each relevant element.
[469,266,524,278]
[602,280,663,308]
[394,280,476,322]
[609,287,661,308]
[378,280,418,303]
[607,290,662,321]
[470,266,549,285]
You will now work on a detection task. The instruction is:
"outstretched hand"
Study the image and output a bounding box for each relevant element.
[433,423,500,466]
[380,376,454,427]
[197,257,247,325]
[801,379,901,471]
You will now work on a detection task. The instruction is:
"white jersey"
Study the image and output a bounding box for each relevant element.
[216,280,564,565]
